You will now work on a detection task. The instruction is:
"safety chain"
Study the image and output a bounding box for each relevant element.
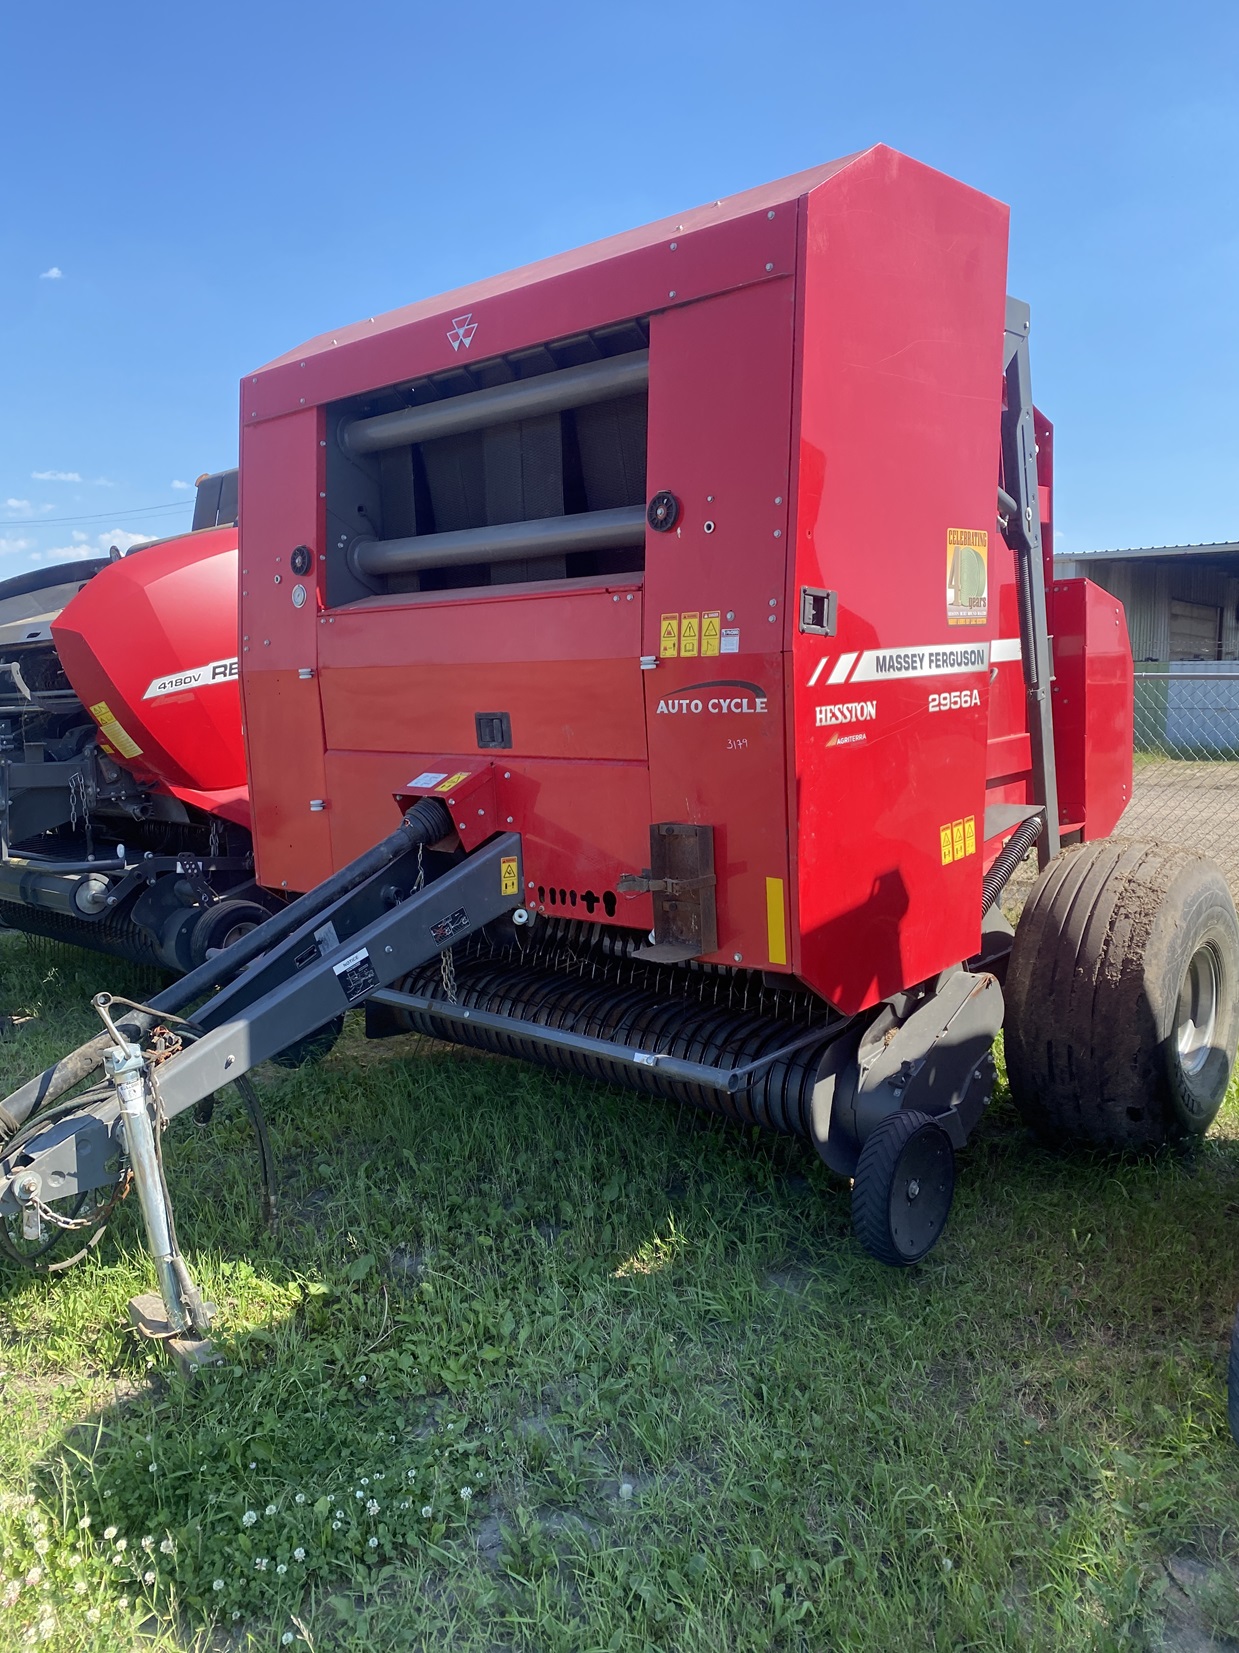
[439,945,458,1004]
[208,818,221,858]
[25,1170,131,1232]
[68,770,88,833]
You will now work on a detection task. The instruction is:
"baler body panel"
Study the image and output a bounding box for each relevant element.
[239,144,1122,1012]
[51,526,245,795]
[1049,578,1134,837]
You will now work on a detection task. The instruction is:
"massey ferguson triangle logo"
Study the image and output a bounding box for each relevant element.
[446,313,478,352]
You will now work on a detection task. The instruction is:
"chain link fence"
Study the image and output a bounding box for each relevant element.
[1118,663,1239,895]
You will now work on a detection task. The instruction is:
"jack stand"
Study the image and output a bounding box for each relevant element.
[97,998,215,1362]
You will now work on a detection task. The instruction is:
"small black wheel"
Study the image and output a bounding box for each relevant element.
[188,899,273,969]
[646,491,679,532]
[1229,1300,1239,1447]
[851,1109,955,1267]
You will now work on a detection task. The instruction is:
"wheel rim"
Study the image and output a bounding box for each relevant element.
[887,1125,954,1262]
[1176,940,1222,1079]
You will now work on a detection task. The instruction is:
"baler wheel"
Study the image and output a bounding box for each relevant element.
[851,1109,955,1267]
[188,899,274,968]
[1004,841,1239,1148]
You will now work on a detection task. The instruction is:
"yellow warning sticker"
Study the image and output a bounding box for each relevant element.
[436,771,470,793]
[500,856,519,897]
[88,700,142,759]
[702,611,721,656]
[680,612,700,658]
[947,528,989,626]
[660,613,679,659]
[940,814,978,865]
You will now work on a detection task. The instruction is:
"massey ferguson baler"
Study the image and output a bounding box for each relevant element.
[3,147,1237,1346]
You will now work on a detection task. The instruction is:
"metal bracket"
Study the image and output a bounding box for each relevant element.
[623,823,717,961]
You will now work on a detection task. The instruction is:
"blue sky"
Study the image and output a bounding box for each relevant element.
[1,0,1234,570]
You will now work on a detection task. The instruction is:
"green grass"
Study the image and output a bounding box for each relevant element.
[2,931,1239,1651]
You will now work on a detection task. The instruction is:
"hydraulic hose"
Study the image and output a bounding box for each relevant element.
[0,797,453,1141]
[981,813,1045,915]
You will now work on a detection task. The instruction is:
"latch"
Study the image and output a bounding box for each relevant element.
[798,587,838,637]
[617,871,717,897]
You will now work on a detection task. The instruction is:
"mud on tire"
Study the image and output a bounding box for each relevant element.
[1004,839,1239,1149]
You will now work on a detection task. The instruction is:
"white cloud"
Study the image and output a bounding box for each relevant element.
[32,529,153,564]
[39,267,63,280]
[92,477,115,488]
[0,535,35,557]
[32,470,83,483]
[171,479,193,490]
[71,531,89,543]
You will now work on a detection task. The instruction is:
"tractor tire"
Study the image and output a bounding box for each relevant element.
[1004,840,1239,1149]
[851,1109,955,1267]
[1229,1299,1239,1447]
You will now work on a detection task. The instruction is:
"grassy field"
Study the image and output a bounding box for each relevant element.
[2,931,1239,1652]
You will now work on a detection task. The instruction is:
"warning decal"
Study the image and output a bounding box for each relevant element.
[940,814,978,865]
[500,856,519,897]
[702,611,721,656]
[87,701,142,759]
[660,614,679,658]
[680,612,700,658]
[947,528,988,626]
[333,946,380,1003]
[435,772,470,793]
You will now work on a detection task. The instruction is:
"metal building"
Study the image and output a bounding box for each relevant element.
[1054,543,1239,662]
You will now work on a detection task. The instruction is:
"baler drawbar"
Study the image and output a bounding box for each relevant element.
[3,148,1237,1346]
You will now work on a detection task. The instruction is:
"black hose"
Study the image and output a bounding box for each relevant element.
[981,813,1045,915]
[0,797,453,1141]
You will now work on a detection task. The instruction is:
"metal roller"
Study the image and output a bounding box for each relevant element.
[339,350,649,455]
[387,953,842,1140]
[348,504,647,581]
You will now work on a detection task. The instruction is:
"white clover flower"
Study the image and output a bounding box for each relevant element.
[355,1490,364,1500]
[242,1511,258,1528]
[141,1536,154,1551]
[212,1579,225,1592]
[406,1469,416,1482]
[331,1521,341,1532]
[294,1492,306,1505]
[366,1499,379,1516]
[73,1581,86,1596]
[86,1608,101,1625]
[159,1538,174,1556]
[356,1375,367,1386]
[484,1424,493,1434]
[77,1515,91,1530]
[143,1570,155,1585]
[400,1500,409,1511]
[459,1487,472,1502]
[282,1636,295,1647]
[367,1536,378,1549]
[421,1505,432,1519]
[248,1462,257,1470]
[374,1472,385,1481]
[1,1582,19,1608]
[33,1540,48,1556]
[276,1563,287,1576]
[103,1527,117,1541]
[293,1547,305,1562]
[231,1609,241,1620]
[265,1503,277,1517]
[254,1557,268,1571]
[148,1464,157,1474]
[115,1538,128,1553]
[446,1423,454,1431]
[118,1597,129,1609]
[360,1478,369,1487]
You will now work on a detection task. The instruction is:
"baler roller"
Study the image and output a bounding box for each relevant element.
[383,954,842,1138]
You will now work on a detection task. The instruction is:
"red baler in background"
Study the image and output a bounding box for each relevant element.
[2,148,1235,1342]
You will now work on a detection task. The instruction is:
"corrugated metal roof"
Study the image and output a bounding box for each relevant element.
[1057,542,1239,563]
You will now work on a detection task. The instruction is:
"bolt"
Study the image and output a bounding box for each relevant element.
[274,574,282,584]
[733,952,743,963]
[774,495,783,505]
[768,614,777,622]
[907,1179,921,1200]
[726,610,735,621]
[504,772,511,779]
[458,822,466,830]
[384,945,393,954]
[769,598,777,606]
[224,1055,234,1069]
[765,262,774,272]
[669,240,678,250]
[767,210,776,220]
[774,529,782,538]
[477,808,485,816]
[506,816,514,823]
[668,290,677,299]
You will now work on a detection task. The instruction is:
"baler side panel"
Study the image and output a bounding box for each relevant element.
[790,149,1011,1013]
[643,280,796,969]
[239,409,333,894]
[1049,577,1133,838]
